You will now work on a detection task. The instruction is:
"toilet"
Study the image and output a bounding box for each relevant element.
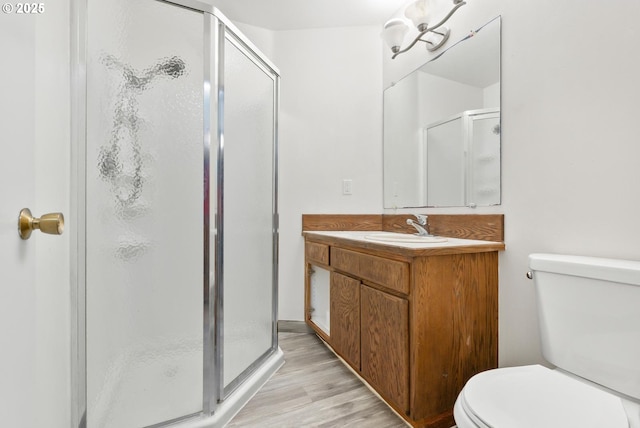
[454,253,640,428]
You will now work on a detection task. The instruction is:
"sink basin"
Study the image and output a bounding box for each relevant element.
[364,232,448,244]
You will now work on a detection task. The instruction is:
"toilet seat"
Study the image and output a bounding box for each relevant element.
[458,365,629,428]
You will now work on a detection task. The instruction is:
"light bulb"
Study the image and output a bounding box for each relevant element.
[404,0,430,31]
[381,19,409,53]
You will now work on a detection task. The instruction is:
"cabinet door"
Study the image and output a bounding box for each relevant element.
[330,272,360,369]
[361,284,409,413]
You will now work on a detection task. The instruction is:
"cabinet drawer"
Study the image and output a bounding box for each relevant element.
[306,241,329,265]
[331,247,409,294]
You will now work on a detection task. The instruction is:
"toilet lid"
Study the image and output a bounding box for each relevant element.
[461,365,629,428]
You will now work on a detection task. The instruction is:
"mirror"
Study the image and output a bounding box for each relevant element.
[383,16,501,208]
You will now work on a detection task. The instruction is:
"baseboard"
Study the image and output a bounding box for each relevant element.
[277,320,314,334]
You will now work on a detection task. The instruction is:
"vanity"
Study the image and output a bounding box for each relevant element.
[303,214,504,428]
[301,14,504,427]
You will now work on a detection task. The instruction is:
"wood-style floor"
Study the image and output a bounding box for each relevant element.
[227,332,409,427]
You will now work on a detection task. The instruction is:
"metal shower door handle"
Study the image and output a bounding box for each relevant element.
[18,208,65,240]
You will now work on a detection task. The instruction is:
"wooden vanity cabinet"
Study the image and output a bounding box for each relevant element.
[304,234,500,428]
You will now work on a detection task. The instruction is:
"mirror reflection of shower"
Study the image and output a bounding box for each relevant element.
[98,54,187,210]
[423,108,500,207]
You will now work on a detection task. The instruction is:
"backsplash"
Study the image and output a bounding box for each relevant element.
[302,214,504,242]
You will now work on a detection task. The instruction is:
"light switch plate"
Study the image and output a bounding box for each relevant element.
[342,179,353,195]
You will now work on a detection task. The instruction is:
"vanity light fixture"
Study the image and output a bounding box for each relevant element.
[382,0,466,59]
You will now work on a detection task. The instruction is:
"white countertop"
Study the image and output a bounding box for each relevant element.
[305,230,503,250]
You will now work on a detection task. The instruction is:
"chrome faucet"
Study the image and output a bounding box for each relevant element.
[406,214,433,236]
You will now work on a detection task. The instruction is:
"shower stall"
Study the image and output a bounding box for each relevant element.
[71,0,282,426]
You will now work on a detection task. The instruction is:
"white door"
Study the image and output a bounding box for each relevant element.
[0,6,71,428]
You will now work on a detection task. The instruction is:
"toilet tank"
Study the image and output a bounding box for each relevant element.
[529,253,640,400]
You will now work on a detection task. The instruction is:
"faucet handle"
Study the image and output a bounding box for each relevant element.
[413,214,427,226]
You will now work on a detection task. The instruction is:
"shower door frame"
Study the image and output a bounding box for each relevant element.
[209,4,281,411]
[70,0,280,425]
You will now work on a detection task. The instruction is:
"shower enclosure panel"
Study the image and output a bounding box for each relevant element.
[85,1,204,426]
[76,1,281,427]
[219,29,279,396]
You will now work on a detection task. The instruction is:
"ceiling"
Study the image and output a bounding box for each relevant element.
[212,0,409,31]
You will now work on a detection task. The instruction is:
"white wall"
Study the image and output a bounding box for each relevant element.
[273,26,384,320]
[384,0,640,367]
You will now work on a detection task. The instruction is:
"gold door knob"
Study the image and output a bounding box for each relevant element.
[18,208,65,240]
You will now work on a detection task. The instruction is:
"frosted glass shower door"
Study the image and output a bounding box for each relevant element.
[85,0,204,426]
[221,32,278,392]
